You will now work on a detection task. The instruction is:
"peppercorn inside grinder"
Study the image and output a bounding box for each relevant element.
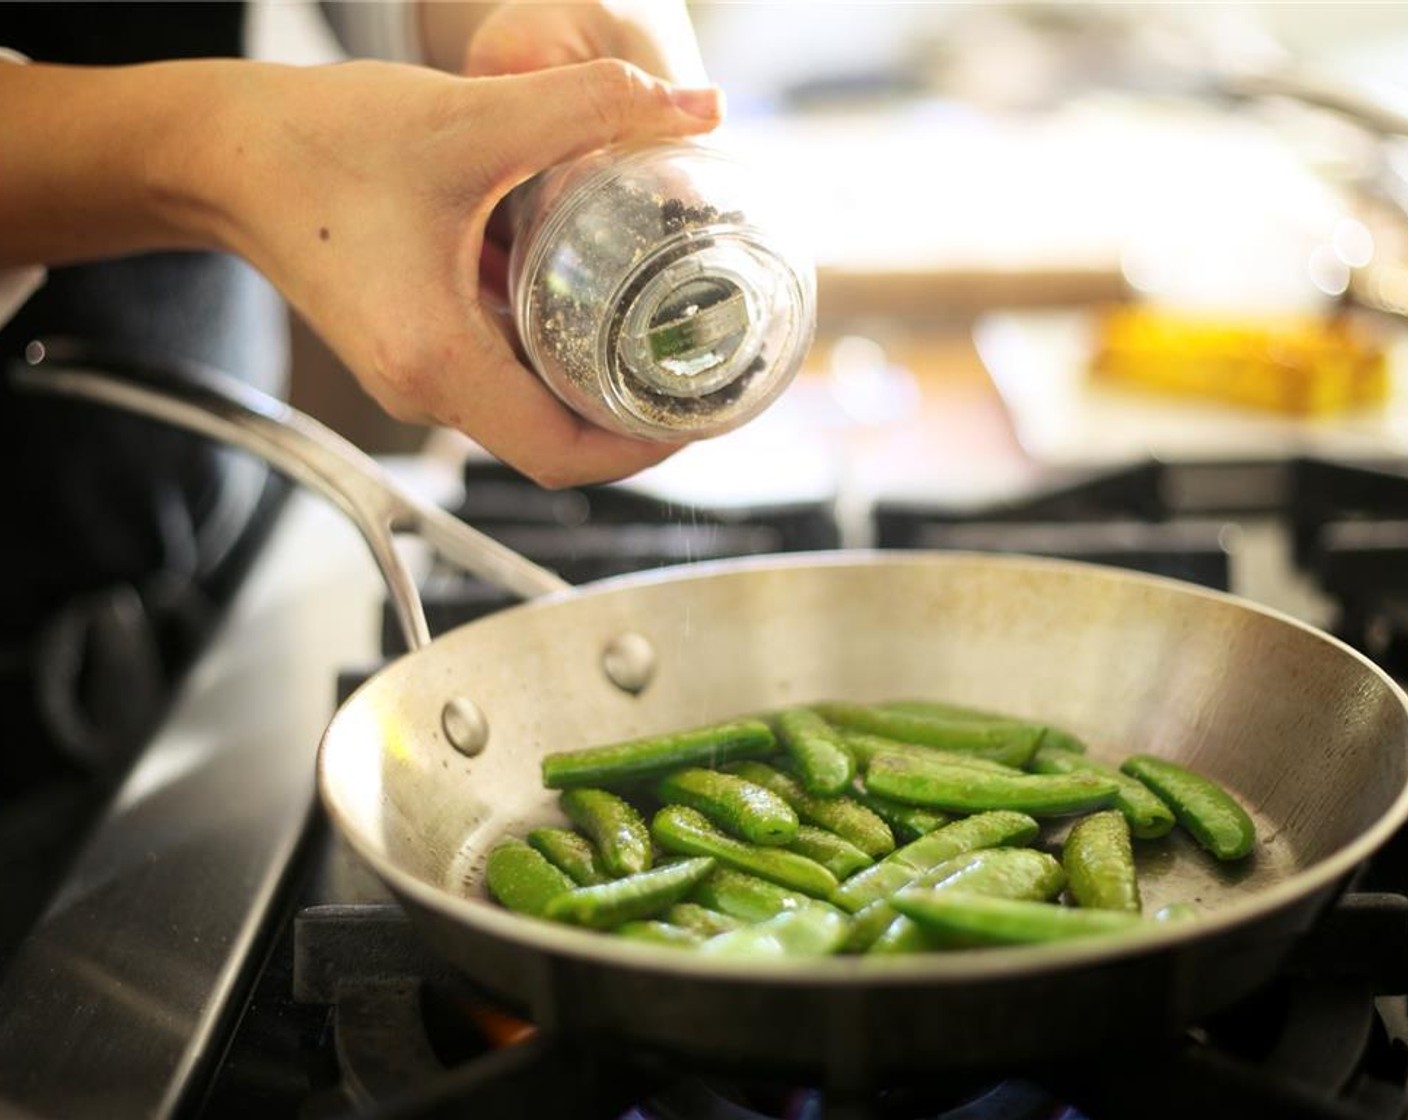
[509,142,816,441]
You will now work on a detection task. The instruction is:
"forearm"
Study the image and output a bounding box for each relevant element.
[0,59,239,268]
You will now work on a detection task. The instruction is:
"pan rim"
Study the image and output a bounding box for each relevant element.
[318,549,1408,985]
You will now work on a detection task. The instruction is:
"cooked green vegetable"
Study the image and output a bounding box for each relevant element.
[730,761,895,858]
[832,810,1040,912]
[484,838,575,916]
[1063,810,1140,913]
[652,805,838,898]
[849,788,949,842]
[701,904,850,958]
[891,889,1147,945]
[690,867,811,924]
[560,789,653,877]
[1029,744,1175,839]
[864,754,1119,817]
[527,827,610,886]
[840,731,1020,774]
[882,699,1088,754]
[864,846,1067,954]
[666,902,745,937]
[786,825,873,879]
[541,719,776,790]
[1120,754,1256,861]
[814,701,1044,767]
[544,857,715,930]
[657,767,799,846]
[617,920,704,948]
[770,707,855,795]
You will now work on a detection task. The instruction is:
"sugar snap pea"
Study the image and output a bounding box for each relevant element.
[840,731,1019,774]
[1028,744,1175,839]
[1120,754,1256,861]
[862,847,1067,953]
[560,789,653,877]
[527,827,610,886]
[652,805,838,898]
[544,857,715,930]
[814,702,1044,767]
[656,768,798,846]
[770,707,855,795]
[882,699,1088,754]
[666,902,745,937]
[701,904,851,958]
[1063,810,1141,913]
[864,754,1119,817]
[729,761,895,858]
[849,788,949,842]
[541,719,776,790]
[690,867,811,923]
[617,920,704,948]
[891,889,1147,945]
[484,838,575,917]
[832,810,1040,912]
[786,825,873,880]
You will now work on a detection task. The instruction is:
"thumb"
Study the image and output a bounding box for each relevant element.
[495,59,723,178]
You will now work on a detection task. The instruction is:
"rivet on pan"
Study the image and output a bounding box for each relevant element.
[603,632,656,695]
[442,697,489,757]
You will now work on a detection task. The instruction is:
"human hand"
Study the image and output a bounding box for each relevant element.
[461,1,709,84]
[206,59,722,487]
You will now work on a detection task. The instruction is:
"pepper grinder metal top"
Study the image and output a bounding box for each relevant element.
[510,142,816,441]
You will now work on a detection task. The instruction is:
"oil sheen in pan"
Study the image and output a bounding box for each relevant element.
[447,808,571,901]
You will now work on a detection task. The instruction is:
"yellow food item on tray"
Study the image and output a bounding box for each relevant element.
[1090,306,1388,416]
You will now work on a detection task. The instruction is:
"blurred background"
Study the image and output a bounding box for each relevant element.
[249,1,1408,503]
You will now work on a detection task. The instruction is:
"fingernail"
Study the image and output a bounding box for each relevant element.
[670,86,724,121]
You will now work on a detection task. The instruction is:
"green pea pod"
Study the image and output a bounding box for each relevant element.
[544,856,715,930]
[701,904,851,958]
[832,810,1039,912]
[1028,744,1175,839]
[484,838,576,917]
[617,920,704,948]
[813,702,1044,767]
[843,898,909,952]
[729,761,895,858]
[859,846,1066,953]
[560,789,653,877]
[666,902,745,937]
[882,699,1088,754]
[1064,809,1141,913]
[841,732,1020,774]
[864,754,1119,817]
[769,707,855,795]
[656,767,799,846]
[690,868,812,924]
[1120,755,1256,861]
[891,889,1148,945]
[541,719,776,790]
[527,827,610,885]
[849,788,949,842]
[652,805,838,898]
[787,825,873,880]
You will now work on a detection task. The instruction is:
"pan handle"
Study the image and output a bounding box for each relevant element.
[10,339,572,652]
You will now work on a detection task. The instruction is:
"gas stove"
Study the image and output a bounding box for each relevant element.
[5,450,1408,1120]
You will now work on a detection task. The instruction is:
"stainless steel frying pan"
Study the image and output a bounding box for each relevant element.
[15,341,1408,1087]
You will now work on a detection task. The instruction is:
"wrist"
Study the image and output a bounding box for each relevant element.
[142,59,272,258]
